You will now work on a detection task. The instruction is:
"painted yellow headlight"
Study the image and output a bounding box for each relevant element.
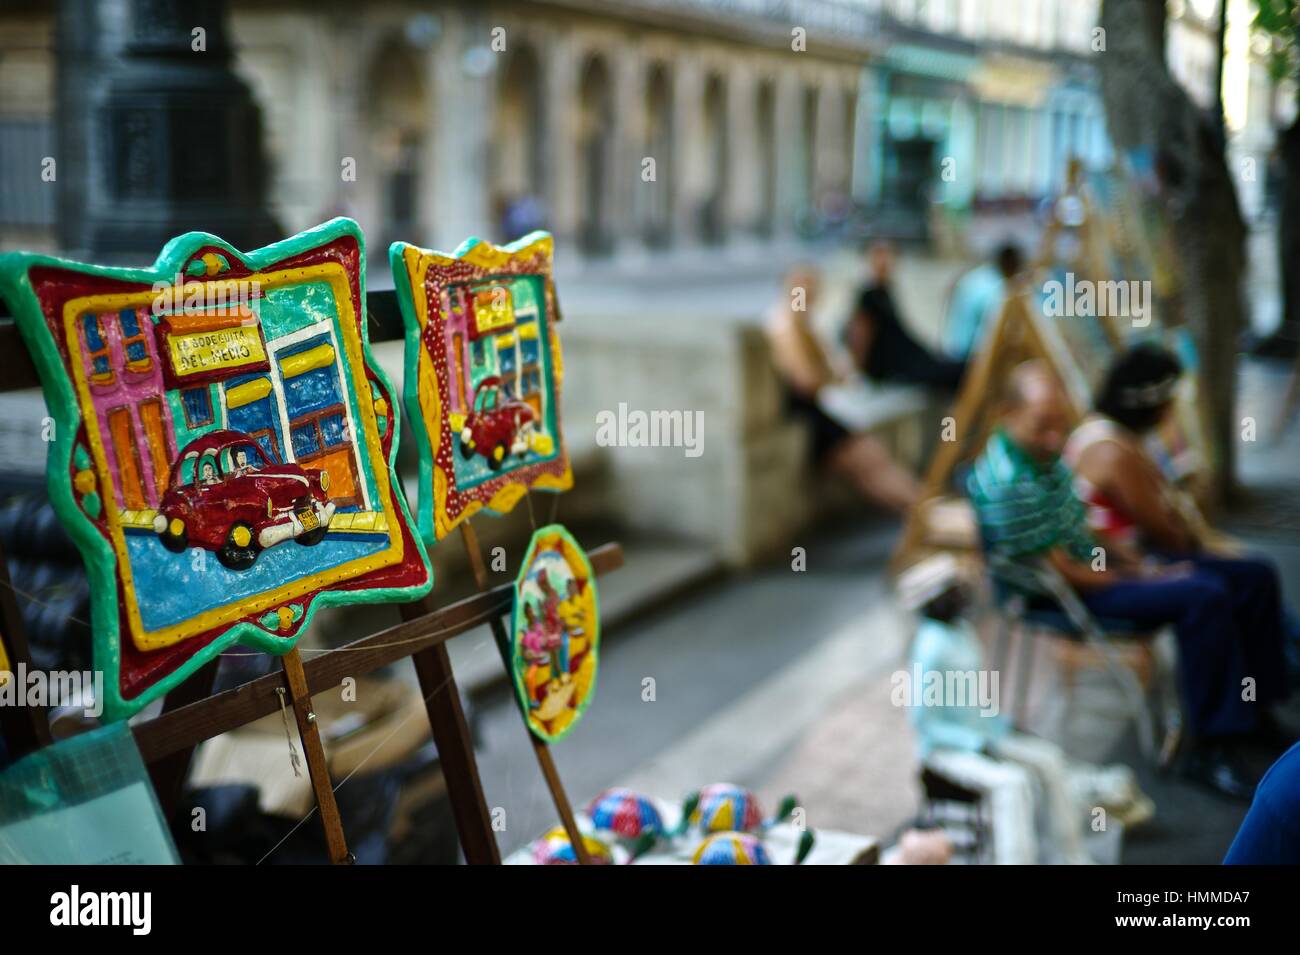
[169,518,184,537]
[319,469,330,492]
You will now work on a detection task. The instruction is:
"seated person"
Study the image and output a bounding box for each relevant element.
[1065,344,1300,688]
[943,241,1024,360]
[766,264,920,513]
[967,361,1293,801]
[844,239,965,391]
[900,553,1148,865]
[1065,343,1216,553]
[1224,741,1300,864]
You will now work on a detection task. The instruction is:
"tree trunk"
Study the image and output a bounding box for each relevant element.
[1277,116,1300,347]
[1097,0,1246,505]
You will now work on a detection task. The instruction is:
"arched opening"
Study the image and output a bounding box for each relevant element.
[755,80,776,236]
[363,38,430,254]
[700,72,728,244]
[576,54,614,255]
[492,44,546,242]
[641,62,674,248]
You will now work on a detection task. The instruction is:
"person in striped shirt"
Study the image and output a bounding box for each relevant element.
[967,362,1292,802]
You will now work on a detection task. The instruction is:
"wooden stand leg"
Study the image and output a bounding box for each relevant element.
[280,647,351,865]
[0,533,50,758]
[459,520,592,865]
[148,658,220,818]
[401,597,502,865]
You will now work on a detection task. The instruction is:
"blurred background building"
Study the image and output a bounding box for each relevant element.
[0,0,1284,260]
[0,0,1293,566]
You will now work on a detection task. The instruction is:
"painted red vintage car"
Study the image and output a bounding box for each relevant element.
[458,376,537,470]
[152,429,336,570]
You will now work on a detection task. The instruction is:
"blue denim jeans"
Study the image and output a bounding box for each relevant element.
[1081,554,1287,739]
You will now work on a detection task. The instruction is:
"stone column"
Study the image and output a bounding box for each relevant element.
[815,79,843,204]
[610,42,643,260]
[772,68,804,237]
[671,55,702,250]
[726,62,759,243]
[858,65,887,207]
[543,29,579,249]
[429,9,494,248]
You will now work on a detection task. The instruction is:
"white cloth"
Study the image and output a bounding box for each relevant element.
[925,731,1093,865]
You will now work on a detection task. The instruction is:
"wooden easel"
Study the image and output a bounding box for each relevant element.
[1033,157,1127,352]
[0,315,619,865]
[279,647,351,864]
[892,287,1087,571]
[457,518,592,864]
[1044,158,1218,512]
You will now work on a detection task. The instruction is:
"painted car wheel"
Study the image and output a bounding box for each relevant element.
[459,436,475,460]
[488,445,506,470]
[296,526,327,547]
[217,522,261,570]
[158,523,188,554]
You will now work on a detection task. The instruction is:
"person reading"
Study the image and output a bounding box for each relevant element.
[766,264,920,513]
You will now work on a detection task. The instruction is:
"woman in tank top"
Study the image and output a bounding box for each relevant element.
[1063,344,1199,554]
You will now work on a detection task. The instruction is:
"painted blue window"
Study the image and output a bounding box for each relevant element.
[226,373,280,459]
[118,309,152,370]
[119,309,141,338]
[320,412,346,448]
[181,386,214,428]
[283,366,341,415]
[519,331,541,367]
[292,423,320,458]
[81,314,111,378]
[81,314,104,350]
[279,335,342,417]
[499,346,517,375]
[256,434,277,461]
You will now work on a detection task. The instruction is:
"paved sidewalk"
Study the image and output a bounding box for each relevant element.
[764,357,1300,862]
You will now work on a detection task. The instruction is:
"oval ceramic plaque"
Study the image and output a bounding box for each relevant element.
[510,524,598,742]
